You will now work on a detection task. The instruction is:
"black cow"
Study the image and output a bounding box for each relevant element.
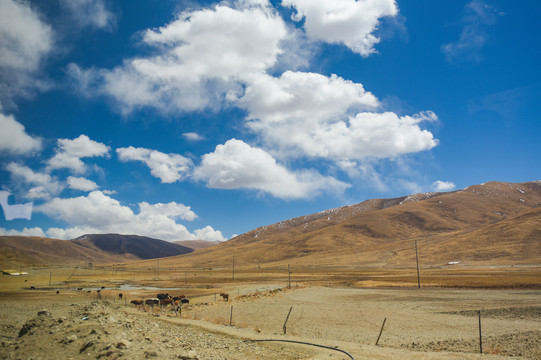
[145,299,159,306]
[181,298,189,305]
[157,293,170,300]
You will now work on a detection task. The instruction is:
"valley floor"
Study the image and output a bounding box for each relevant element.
[1,285,540,359]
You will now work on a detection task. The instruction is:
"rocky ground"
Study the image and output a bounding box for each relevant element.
[0,300,317,360]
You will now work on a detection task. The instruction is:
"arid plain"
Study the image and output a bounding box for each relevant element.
[1,263,540,359]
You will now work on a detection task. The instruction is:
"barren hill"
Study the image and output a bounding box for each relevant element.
[72,234,192,259]
[149,181,541,268]
[0,234,192,268]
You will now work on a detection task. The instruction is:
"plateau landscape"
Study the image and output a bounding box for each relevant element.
[1,0,540,359]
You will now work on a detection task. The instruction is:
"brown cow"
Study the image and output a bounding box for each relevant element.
[130,300,144,306]
[160,298,174,306]
[220,293,229,301]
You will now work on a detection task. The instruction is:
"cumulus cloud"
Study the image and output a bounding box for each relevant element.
[117,146,193,183]
[6,162,64,199]
[59,0,116,30]
[0,0,53,105]
[71,0,287,114]
[194,226,225,242]
[0,112,42,154]
[47,134,110,173]
[193,139,350,199]
[0,227,46,237]
[241,72,437,160]
[282,0,398,56]
[67,176,99,191]
[35,190,223,241]
[442,0,502,63]
[432,180,456,191]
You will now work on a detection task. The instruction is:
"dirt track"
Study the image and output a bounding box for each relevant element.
[1,286,540,359]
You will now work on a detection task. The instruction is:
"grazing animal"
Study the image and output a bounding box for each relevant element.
[77,287,83,291]
[172,295,185,301]
[181,298,189,305]
[157,293,170,300]
[220,293,229,301]
[160,298,174,306]
[130,300,143,306]
[145,299,159,306]
[30,286,36,290]
[56,290,59,294]
[101,286,105,289]
[118,293,123,299]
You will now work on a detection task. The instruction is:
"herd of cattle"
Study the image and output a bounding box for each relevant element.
[32,286,231,310]
[129,292,230,309]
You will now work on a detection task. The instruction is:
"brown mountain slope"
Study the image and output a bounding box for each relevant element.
[0,234,193,268]
[150,181,541,268]
[0,236,126,268]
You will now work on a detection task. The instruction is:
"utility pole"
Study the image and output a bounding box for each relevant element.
[415,239,421,289]
[288,264,291,289]
[232,256,235,281]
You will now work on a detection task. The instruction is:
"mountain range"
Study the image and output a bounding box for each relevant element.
[0,234,193,268]
[152,180,541,268]
[1,180,540,269]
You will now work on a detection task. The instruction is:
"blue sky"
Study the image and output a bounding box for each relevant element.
[0,0,539,242]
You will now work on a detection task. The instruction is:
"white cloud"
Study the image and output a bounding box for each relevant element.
[241,72,437,161]
[117,146,193,183]
[0,227,46,237]
[0,0,53,104]
[432,180,456,192]
[182,132,205,141]
[35,190,219,241]
[0,0,53,71]
[137,201,197,222]
[72,0,287,114]
[441,0,502,63]
[0,112,42,154]
[59,0,116,30]
[47,134,110,173]
[282,0,398,56]
[6,162,64,199]
[194,226,225,242]
[67,176,99,191]
[193,139,350,199]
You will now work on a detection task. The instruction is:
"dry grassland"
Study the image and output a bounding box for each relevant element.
[1,265,540,359]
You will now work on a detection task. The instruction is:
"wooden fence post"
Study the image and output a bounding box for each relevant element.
[375,317,387,346]
[478,310,483,354]
[282,306,293,335]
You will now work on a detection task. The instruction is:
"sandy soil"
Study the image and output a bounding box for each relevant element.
[1,285,540,359]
